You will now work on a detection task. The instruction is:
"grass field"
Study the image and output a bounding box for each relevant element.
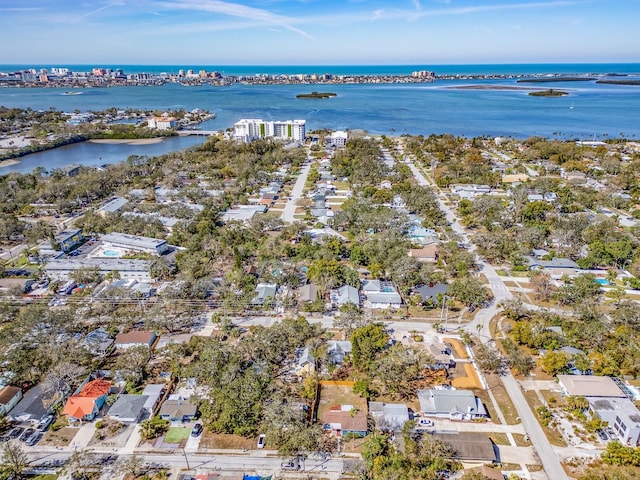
[164,427,190,444]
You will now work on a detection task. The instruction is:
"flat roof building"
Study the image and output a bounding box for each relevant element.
[96,197,128,217]
[54,228,83,253]
[45,258,152,282]
[558,375,625,398]
[232,119,306,142]
[100,232,169,255]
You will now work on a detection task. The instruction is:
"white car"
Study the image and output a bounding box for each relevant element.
[257,433,266,449]
[418,419,434,427]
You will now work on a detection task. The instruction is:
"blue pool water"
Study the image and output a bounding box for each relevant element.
[595,278,610,285]
[102,249,120,257]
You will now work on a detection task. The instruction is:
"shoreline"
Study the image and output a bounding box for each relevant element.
[88,138,165,145]
[0,159,20,168]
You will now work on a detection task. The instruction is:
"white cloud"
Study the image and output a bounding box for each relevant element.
[156,0,313,38]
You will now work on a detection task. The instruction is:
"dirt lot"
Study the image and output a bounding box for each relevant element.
[41,427,78,447]
[199,432,256,449]
[451,362,482,389]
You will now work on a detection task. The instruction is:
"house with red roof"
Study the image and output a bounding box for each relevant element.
[62,379,111,423]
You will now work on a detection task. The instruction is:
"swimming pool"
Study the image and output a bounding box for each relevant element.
[595,278,610,286]
[102,249,120,257]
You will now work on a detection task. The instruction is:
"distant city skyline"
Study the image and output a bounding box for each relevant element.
[2,0,638,65]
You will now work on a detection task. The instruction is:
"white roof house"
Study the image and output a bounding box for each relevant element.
[362,280,402,309]
[369,401,410,430]
[417,389,488,420]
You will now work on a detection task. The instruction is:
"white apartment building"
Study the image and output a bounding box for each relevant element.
[232,119,306,142]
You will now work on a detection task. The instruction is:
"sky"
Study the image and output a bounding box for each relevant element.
[1,0,639,65]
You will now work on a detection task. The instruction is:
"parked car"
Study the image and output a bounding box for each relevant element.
[257,433,266,449]
[18,428,35,442]
[191,423,203,437]
[9,427,24,439]
[281,460,300,471]
[418,419,434,427]
[26,432,43,446]
[37,415,55,432]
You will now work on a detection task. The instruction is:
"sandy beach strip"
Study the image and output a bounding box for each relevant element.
[0,159,21,168]
[88,137,165,145]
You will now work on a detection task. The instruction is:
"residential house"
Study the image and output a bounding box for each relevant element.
[450,184,491,200]
[298,283,318,304]
[108,394,149,423]
[525,256,580,277]
[327,340,352,365]
[84,328,114,355]
[320,403,368,438]
[8,383,49,424]
[407,225,438,246]
[325,130,348,147]
[330,285,359,309]
[417,389,488,420]
[63,379,111,423]
[221,205,267,223]
[362,280,402,309]
[159,398,198,422]
[369,401,410,431]
[141,384,165,416]
[295,347,315,376]
[251,283,277,306]
[427,342,456,370]
[408,244,439,263]
[0,386,22,416]
[114,330,157,350]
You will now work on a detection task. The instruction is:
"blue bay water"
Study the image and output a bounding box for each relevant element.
[1,63,640,174]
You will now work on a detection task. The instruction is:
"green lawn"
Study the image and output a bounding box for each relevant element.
[165,427,191,443]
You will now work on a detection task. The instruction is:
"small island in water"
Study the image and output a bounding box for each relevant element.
[528,89,569,97]
[296,91,337,99]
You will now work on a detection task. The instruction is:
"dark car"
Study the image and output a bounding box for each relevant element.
[18,428,35,442]
[9,427,24,439]
[191,423,203,437]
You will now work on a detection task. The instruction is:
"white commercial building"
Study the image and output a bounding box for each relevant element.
[100,232,169,255]
[232,119,306,142]
[45,258,152,282]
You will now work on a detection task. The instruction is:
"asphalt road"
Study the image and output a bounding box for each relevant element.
[27,450,345,478]
[281,162,311,223]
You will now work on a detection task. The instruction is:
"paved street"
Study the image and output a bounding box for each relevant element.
[27,450,346,479]
[281,162,311,223]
